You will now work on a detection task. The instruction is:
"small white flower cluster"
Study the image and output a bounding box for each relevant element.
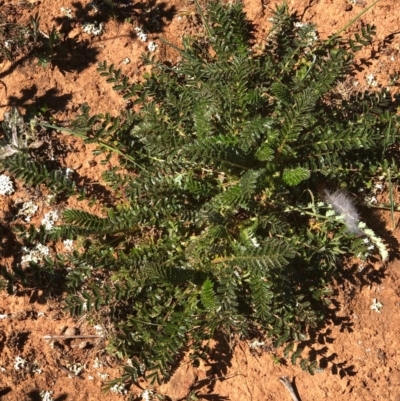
[360,223,389,262]
[366,73,378,87]
[82,21,104,36]
[363,237,375,251]
[0,174,14,195]
[110,383,127,395]
[63,239,74,252]
[61,7,73,19]
[14,356,27,370]
[370,298,383,313]
[293,22,318,45]
[93,357,103,369]
[40,391,54,401]
[93,324,105,336]
[21,243,50,265]
[64,167,74,178]
[148,41,158,52]
[4,40,13,49]
[248,339,266,351]
[41,210,59,230]
[359,180,384,205]
[67,362,85,377]
[122,57,131,65]
[135,26,147,42]
[141,389,153,401]
[17,200,38,222]
[97,371,109,380]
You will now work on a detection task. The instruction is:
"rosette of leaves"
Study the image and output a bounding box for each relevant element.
[18,0,400,384]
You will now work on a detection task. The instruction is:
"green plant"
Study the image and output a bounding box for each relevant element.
[36,25,61,69]
[5,0,400,385]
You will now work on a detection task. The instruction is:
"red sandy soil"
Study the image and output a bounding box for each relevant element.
[0,0,399,400]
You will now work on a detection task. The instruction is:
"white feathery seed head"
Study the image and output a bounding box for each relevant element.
[323,189,361,234]
[323,189,389,261]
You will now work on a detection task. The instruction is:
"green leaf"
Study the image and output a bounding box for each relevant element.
[282,167,310,186]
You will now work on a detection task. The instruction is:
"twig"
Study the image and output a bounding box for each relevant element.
[279,377,301,401]
[43,334,104,339]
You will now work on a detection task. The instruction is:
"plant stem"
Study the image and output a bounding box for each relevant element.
[35,122,145,171]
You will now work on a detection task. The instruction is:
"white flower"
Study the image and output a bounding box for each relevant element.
[141,389,153,401]
[248,340,265,349]
[93,357,103,369]
[68,363,85,376]
[61,7,73,18]
[135,27,147,42]
[370,298,383,313]
[366,74,378,87]
[366,195,377,204]
[21,243,50,265]
[64,168,74,178]
[17,200,38,222]
[0,174,14,195]
[97,372,109,380]
[41,210,59,230]
[148,41,158,52]
[63,239,74,251]
[14,356,27,370]
[138,32,147,42]
[40,391,54,401]
[82,21,104,36]
[93,324,104,336]
[110,383,127,395]
[122,57,131,64]
[307,30,318,44]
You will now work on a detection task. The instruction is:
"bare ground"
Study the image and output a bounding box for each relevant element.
[0,0,400,400]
